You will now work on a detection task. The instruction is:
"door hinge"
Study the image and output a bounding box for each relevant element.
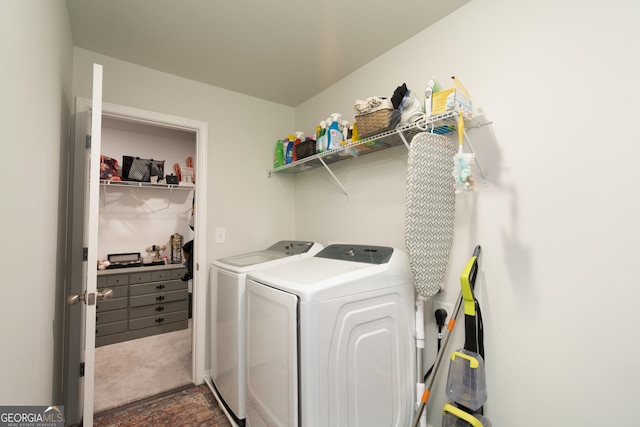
[80,362,85,377]
[83,247,88,261]
[85,135,91,149]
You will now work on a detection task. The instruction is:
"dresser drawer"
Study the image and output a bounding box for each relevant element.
[150,270,172,282]
[129,310,188,330]
[106,274,129,287]
[96,320,127,337]
[129,280,186,296]
[171,269,188,280]
[96,297,127,312]
[96,309,127,325]
[129,300,188,319]
[129,271,151,284]
[129,289,188,307]
[98,274,129,288]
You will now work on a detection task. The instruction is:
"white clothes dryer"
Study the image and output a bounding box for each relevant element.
[209,241,323,427]
[245,244,416,427]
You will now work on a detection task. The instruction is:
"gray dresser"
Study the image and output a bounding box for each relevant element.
[96,264,189,347]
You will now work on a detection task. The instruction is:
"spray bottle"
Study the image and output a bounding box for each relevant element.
[339,119,351,156]
[293,131,304,162]
[327,113,343,151]
[424,77,441,118]
[316,120,327,153]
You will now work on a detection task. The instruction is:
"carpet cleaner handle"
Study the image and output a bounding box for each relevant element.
[462,245,482,315]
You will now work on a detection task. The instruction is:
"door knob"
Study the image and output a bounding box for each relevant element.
[67,288,114,305]
[66,293,86,305]
[97,288,114,300]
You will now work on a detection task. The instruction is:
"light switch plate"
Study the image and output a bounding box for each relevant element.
[215,227,226,243]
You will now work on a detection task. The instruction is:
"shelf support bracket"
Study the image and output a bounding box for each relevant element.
[398,130,411,150]
[463,130,487,185]
[318,157,349,197]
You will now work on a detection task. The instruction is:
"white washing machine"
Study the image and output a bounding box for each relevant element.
[245,244,416,427]
[209,240,323,427]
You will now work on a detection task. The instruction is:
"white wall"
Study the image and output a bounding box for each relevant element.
[293,0,640,425]
[0,1,73,405]
[99,117,196,259]
[72,48,298,265]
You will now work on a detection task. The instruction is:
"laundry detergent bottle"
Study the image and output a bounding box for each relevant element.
[284,135,295,164]
[274,139,284,168]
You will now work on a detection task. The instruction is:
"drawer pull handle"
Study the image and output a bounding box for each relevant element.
[156,295,165,301]
[156,284,165,289]
[156,306,165,311]
[155,317,165,323]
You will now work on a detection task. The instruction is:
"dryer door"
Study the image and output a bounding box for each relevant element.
[246,279,299,427]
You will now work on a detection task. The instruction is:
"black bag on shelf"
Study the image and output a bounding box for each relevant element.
[122,156,165,182]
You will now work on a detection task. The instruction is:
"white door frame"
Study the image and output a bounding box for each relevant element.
[96,100,209,384]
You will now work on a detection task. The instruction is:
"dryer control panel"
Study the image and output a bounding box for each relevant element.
[315,244,394,264]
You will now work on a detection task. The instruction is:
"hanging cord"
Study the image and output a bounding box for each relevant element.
[423,308,448,382]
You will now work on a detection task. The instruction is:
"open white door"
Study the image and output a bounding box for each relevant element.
[65,63,105,427]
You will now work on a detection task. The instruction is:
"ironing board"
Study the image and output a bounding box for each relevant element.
[405,132,456,298]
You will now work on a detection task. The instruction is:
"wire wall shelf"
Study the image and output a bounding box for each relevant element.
[272,109,486,174]
[269,109,490,196]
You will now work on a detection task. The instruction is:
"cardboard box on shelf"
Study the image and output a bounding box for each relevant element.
[431,88,473,117]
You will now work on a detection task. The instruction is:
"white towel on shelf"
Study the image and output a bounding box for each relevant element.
[354,97,394,115]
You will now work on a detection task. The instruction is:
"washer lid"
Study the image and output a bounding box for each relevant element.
[220,251,288,268]
[214,241,323,272]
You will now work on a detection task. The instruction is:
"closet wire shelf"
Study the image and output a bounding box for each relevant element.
[99,180,194,208]
[270,109,488,175]
[100,180,195,190]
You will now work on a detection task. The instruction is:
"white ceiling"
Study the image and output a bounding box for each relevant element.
[66,0,469,107]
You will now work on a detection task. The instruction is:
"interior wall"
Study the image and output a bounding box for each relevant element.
[0,1,73,404]
[71,47,297,268]
[99,117,196,259]
[294,0,640,425]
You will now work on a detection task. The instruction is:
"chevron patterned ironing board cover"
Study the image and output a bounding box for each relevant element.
[405,132,456,298]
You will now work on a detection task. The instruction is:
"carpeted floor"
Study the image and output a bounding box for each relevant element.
[94,322,193,412]
[94,384,231,426]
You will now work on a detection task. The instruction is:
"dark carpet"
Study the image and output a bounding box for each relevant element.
[93,384,231,426]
